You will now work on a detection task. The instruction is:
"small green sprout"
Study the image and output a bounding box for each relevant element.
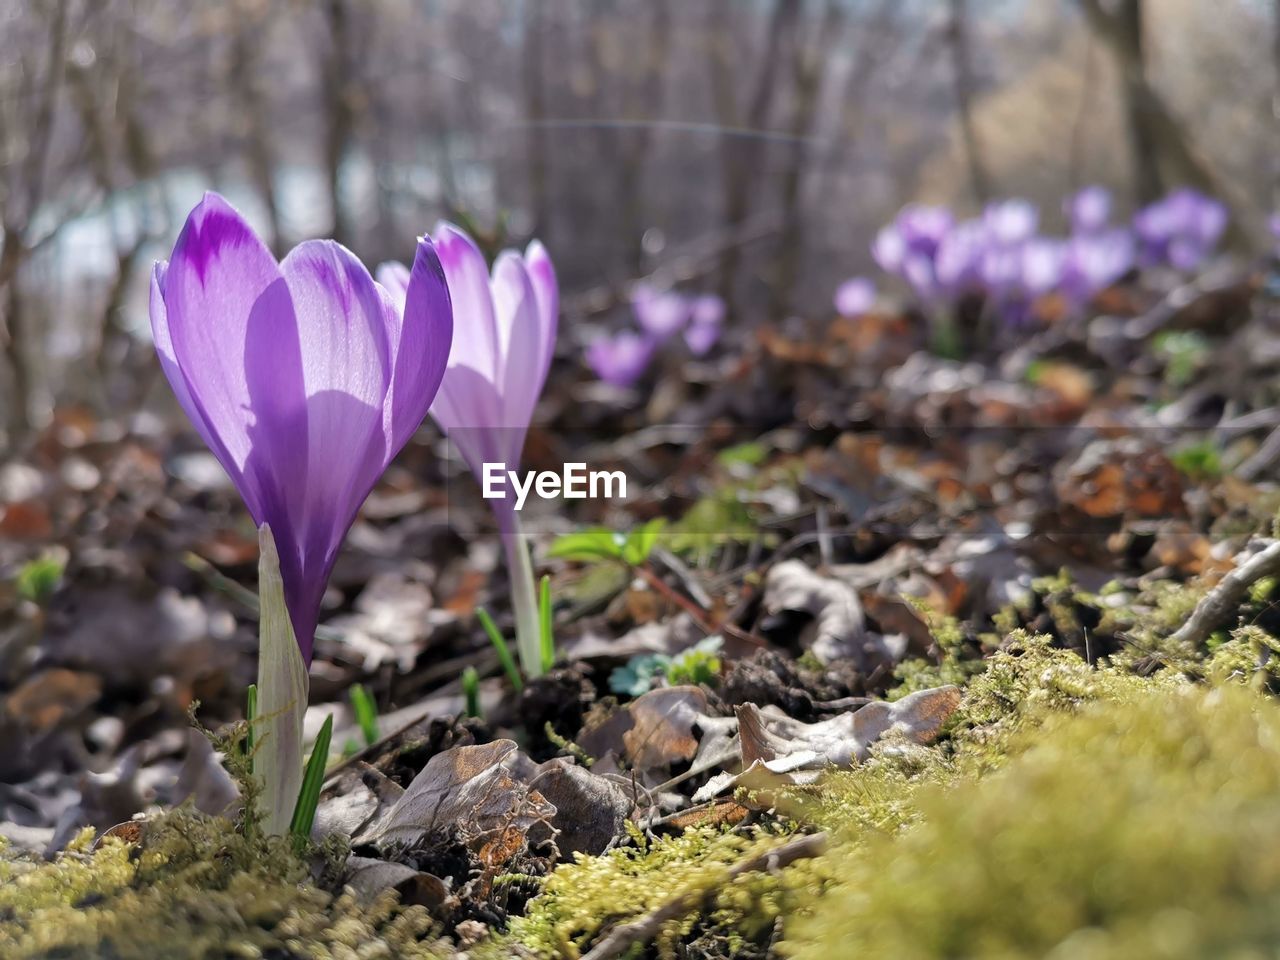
[477,606,524,692]
[547,518,667,566]
[289,713,333,842]
[349,683,379,747]
[16,551,65,603]
[539,574,555,674]
[462,666,481,718]
[244,683,257,757]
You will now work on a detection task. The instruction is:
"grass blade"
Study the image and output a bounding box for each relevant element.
[349,683,378,747]
[289,713,333,841]
[462,666,481,718]
[539,574,555,674]
[245,683,257,761]
[477,606,523,691]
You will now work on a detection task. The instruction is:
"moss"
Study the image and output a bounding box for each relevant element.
[498,824,821,960]
[784,682,1280,959]
[0,810,449,960]
[888,609,985,700]
[1097,578,1210,674]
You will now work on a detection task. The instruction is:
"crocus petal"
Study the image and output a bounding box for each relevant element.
[162,192,285,513]
[270,240,395,657]
[433,222,499,378]
[150,261,229,473]
[834,277,876,316]
[984,199,1038,246]
[1067,186,1111,234]
[376,261,411,314]
[871,224,906,274]
[897,204,953,256]
[524,239,560,399]
[431,366,507,481]
[684,294,725,356]
[631,283,689,340]
[387,239,452,454]
[491,252,544,464]
[684,320,722,356]
[587,331,653,387]
[690,294,725,327]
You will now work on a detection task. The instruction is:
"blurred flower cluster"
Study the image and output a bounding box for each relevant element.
[836,186,1229,334]
[587,283,726,387]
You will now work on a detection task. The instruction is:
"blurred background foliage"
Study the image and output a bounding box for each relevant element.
[0,0,1276,442]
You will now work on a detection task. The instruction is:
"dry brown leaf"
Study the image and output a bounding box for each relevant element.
[762,560,877,666]
[354,740,554,853]
[693,685,962,804]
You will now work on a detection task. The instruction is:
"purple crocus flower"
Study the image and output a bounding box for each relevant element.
[983,199,1038,247]
[834,277,876,316]
[979,245,1024,297]
[871,223,908,274]
[1061,228,1134,305]
[151,192,452,664]
[587,330,654,388]
[382,223,557,677]
[1020,238,1066,297]
[380,224,557,492]
[1066,186,1112,235]
[631,282,690,341]
[1134,188,1226,270]
[895,204,953,257]
[934,218,988,297]
[684,294,725,356]
[872,204,952,298]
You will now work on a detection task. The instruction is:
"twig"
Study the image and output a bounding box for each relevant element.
[580,831,828,960]
[636,562,764,648]
[1169,540,1280,649]
[1238,425,1280,482]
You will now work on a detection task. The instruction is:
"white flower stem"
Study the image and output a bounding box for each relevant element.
[500,510,544,680]
[255,524,307,836]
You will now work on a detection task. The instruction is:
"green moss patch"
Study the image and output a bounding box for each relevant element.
[0,812,448,960]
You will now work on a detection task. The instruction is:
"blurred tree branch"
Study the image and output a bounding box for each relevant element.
[1077,0,1256,248]
[948,0,990,205]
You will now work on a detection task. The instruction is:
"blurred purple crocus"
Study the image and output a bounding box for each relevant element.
[1134,188,1226,270]
[895,204,953,257]
[933,218,988,298]
[834,277,876,316]
[1066,186,1112,235]
[381,224,557,678]
[983,199,1038,247]
[1061,228,1134,305]
[873,204,953,302]
[1020,238,1067,297]
[684,294,725,356]
[631,282,690,341]
[151,192,452,665]
[587,330,654,388]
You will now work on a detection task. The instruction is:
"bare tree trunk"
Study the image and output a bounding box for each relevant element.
[617,0,672,273]
[1,239,31,439]
[1077,0,1255,247]
[772,0,843,315]
[523,0,550,235]
[1,0,69,437]
[231,0,283,253]
[947,0,990,204]
[714,0,803,314]
[1273,0,1280,210]
[321,0,356,246]
[1112,0,1161,203]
